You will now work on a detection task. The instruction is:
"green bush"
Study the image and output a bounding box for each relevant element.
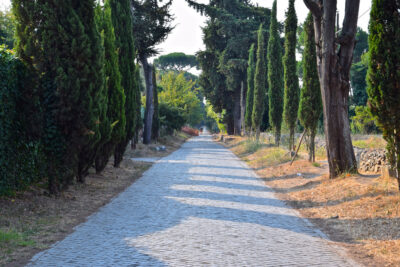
[159,102,185,135]
[351,105,380,134]
[0,47,45,195]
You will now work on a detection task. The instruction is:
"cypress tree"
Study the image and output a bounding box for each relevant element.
[299,13,322,162]
[13,0,106,190]
[95,0,126,173]
[252,25,267,140]
[245,43,256,135]
[283,0,300,151]
[76,0,106,182]
[268,0,284,146]
[111,0,138,167]
[367,0,400,189]
[152,65,160,141]
[133,64,143,148]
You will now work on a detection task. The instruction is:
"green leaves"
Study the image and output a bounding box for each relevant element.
[252,25,267,137]
[298,13,322,139]
[367,0,400,176]
[268,0,284,144]
[283,0,300,149]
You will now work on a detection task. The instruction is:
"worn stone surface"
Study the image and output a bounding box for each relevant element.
[27,134,358,267]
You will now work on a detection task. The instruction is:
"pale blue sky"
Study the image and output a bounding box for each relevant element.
[1,0,371,58]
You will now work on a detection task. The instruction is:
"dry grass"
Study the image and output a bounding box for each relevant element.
[353,136,387,149]
[220,135,400,267]
[0,133,189,267]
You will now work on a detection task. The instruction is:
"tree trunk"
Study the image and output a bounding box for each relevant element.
[289,128,295,151]
[274,127,281,146]
[309,131,316,162]
[395,134,400,190]
[226,113,234,135]
[240,81,246,136]
[142,57,154,145]
[304,0,359,178]
[233,87,241,136]
[255,127,260,141]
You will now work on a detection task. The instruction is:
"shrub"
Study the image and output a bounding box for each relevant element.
[351,105,380,134]
[159,102,186,135]
[181,126,199,136]
[0,47,45,195]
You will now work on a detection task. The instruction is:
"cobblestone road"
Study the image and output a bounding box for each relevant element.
[28,134,359,266]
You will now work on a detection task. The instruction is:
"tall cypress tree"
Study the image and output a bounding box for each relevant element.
[133,64,143,148]
[76,0,106,182]
[283,0,299,150]
[299,13,322,162]
[268,0,284,146]
[95,0,126,173]
[245,43,256,135]
[252,25,267,140]
[111,0,138,167]
[367,0,400,189]
[14,0,106,189]
[152,65,160,141]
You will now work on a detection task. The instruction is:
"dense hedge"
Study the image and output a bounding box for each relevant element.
[0,48,45,195]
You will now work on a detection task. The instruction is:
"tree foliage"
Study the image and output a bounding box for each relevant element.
[367,0,400,189]
[159,72,203,126]
[283,0,300,150]
[132,0,174,144]
[152,65,160,140]
[268,0,284,146]
[154,52,198,71]
[350,29,369,108]
[187,0,271,135]
[94,0,126,173]
[252,25,267,140]
[13,0,107,190]
[0,47,45,195]
[351,106,379,134]
[299,13,322,162]
[111,0,138,167]
[0,9,15,48]
[245,43,256,133]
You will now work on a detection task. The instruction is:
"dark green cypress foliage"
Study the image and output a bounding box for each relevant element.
[299,13,322,162]
[245,43,256,134]
[15,0,106,190]
[94,0,126,173]
[252,25,267,140]
[133,65,143,148]
[152,65,160,141]
[367,0,400,189]
[268,0,284,146]
[283,0,300,150]
[75,0,106,183]
[111,0,138,167]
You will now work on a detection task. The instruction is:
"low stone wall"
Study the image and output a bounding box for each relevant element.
[357,149,387,173]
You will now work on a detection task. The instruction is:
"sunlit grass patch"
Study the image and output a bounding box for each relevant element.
[234,139,263,155]
[353,136,386,149]
[312,162,321,167]
[254,147,292,168]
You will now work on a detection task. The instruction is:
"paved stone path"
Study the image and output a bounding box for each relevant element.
[28,134,358,266]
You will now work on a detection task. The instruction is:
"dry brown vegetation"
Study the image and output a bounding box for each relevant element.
[0,133,189,267]
[220,135,400,267]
